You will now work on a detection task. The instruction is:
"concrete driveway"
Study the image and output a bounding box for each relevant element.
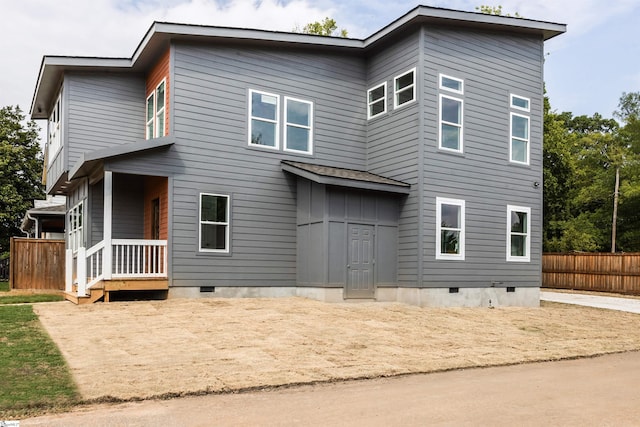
[541,290,640,314]
[23,351,640,426]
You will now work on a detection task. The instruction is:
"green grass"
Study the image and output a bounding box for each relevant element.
[0,305,79,418]
[0,281,9,292]
[0,294,64,305]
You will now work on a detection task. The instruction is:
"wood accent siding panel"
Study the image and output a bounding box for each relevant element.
[365,31,421,286]
[65,73,145,170]
[168,42,368,287]
[421,27,544,287]
[143,176,168,240]
[147,49,170,136]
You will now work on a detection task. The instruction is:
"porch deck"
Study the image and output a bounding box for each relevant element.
[64,278,169,304]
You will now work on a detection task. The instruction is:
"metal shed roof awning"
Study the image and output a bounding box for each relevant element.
[69,136,175,180]
[281,160,410,195]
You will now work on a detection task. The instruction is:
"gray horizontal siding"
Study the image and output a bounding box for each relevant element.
[168,42,368,287]
[65,73,145,170]
[421,27,544,287]
[365,30,421,286]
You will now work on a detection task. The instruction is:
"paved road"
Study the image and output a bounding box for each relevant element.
[541,290,640,314]
[22,351,640,426]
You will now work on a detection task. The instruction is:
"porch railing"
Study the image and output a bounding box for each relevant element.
[67,239,167,297]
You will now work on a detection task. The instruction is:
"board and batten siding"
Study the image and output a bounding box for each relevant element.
[65,73,146,170]
[365,30,421,286]
[168,42,368,288]
[421,27,544,287]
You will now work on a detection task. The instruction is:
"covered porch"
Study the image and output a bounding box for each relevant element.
[64,170,169,304]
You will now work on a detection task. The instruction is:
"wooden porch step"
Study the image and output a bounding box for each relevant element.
[64,286,105,305]
[104,278,169,292]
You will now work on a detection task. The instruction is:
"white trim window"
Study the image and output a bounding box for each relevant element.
[146,80,166,139]
[68,201,84,253]
[367,82,386,119]
[506,205,531,262]
[48,91,62,165]
[436,197,465,260]
[249,89,280,149]
[394,68,416,109]
[284,97,313,154]
[439,94,464,152]
[510,112,530,164]
[439,74,464,94]
[510,94,530,112]
[199,193,230,253]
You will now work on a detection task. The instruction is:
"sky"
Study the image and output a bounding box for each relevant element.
[1,0,639,132]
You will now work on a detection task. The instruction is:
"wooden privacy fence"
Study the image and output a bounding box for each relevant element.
[10,237,65,290]
[543,253,640,295]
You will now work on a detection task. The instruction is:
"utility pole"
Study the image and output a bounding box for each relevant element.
[611,166,620,253]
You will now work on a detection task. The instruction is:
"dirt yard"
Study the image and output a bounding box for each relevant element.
[33,297,640,401]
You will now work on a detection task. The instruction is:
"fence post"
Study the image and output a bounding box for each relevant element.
[77,246,87,297]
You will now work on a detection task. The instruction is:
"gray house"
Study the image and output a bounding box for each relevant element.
[30,6,565,306]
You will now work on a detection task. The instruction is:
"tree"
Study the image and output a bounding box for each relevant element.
[0,106,44,255]
[475,5,522,18]
[293,17,348,38]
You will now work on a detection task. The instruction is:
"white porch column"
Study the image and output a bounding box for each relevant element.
[77,246,87,296]
[103,171,113,280]
[65,248,73,292]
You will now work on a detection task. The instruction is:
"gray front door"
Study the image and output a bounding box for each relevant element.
[346,224,375,298]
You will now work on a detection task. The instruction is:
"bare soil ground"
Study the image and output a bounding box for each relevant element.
[33,297,640,402]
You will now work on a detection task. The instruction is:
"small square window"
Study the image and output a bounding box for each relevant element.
[394,68,416,109]
[440,74,464,94]
[367,82,386,119]
[511,94,530,112]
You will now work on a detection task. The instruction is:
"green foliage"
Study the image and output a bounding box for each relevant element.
[294,17,348,37]
[543,92,640,252]
[0,305,79,418]
[0,106,45,255]
[475,5,522,18]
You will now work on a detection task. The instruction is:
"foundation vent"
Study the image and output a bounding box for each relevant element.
[449,287,459,294]
[200,286,216,293]
[506,287,516,293]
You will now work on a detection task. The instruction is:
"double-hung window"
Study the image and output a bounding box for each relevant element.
[68,201,83,253]
[510,94,530,164]
[284,97,313,154]
[436,197,465,260]
[367,82,386,119]
[439,74,464,152]
[199,193,230,253]
[394,68,416,109]
[48,92,62,164]
[506,205,531,262]
[249,89,280,149]
[146,80,166,139]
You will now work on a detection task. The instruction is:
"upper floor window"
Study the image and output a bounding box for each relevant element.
[48,92,62,164]
[440,74,464,94]
[510,112,530,164]
[439,74,464,153]
[394,68,416,109]
[507,205,530,262]
[199,193,230,253]
[248,89,313,155]
[284,97,313,154]
[146,80,166,139]
[367,82,386,119]
[249,89,279,149]
[510,94,530,112]
[436,197,465,260]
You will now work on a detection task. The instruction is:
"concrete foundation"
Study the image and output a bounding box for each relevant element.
[169,286,539,307]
